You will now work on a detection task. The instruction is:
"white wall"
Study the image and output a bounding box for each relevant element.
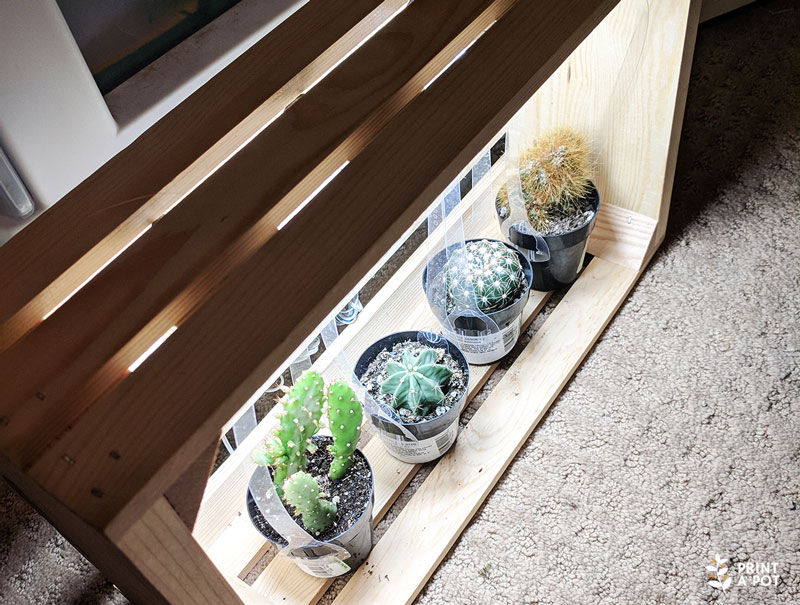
[0,0,306,245]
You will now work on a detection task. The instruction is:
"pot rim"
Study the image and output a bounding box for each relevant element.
[246,436,374,548]
[354,330,471,430]
[422,237,533,320]
[507,181,601,248]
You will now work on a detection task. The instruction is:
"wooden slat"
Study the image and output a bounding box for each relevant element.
[116,497,242,605]
[0,0,516,471]
[28,0,618,541]
[228,575,276,605]
[332,257,639,605]
[648,0,702,258]
[0,0,410,349]
[165,439,220,530]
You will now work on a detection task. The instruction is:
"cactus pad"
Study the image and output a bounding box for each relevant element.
[283,471,338,534]
[327,380,363,479]
[251,370,324,494]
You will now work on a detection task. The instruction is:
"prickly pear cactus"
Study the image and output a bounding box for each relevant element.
[443,239,526,314]
[327,380,363,480]
[380,348,453,416]
[283,471,338,534]
[251,371,325,494]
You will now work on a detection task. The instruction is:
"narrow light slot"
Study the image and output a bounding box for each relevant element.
[158,108,286,220]
[423,21,497,91]
[127,326,178,373]
[157,2,409,223]
[155,2,410,223]
[277,161,349,231]
[42,224,153,320]
[301,1,411,96]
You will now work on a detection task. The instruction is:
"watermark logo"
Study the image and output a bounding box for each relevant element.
[706,554,783,592]
[707,554,732,592]
[735,561,782,587]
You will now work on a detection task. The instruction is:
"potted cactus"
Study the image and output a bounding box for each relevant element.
[247,371,373,578]
[496,127,600,290]
[423,238,532,364]
[355,331,470,463]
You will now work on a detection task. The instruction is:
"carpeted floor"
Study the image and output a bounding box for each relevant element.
[1,1,798,603]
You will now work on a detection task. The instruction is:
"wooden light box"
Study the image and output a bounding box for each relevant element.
[0,0,713,602]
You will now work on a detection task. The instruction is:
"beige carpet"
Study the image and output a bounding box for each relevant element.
[2,1,798,603]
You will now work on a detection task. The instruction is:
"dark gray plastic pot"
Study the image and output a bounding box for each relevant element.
[500,183,601,291]
[246,440,374,578]
[354,331,470,463]
[422,238,533,364]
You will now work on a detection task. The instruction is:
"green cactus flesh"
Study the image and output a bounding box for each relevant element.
[380,348,453,416]
[443,240,526,314]
[327,380,363,480]
[251,370,324,494]
[283,471,338,534]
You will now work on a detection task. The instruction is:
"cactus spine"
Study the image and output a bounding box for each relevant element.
[283,471,338,534]
[380,348,453,416]
[444,239,526,314]
[251,370,324,494]
[496,127,592,232]
[327,380,363,479]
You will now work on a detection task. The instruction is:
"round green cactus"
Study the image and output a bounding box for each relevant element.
[380,348,453,416]
[443,240,526,314]
[327,380,363,480]
[251,370,324,495]
[497,127,592,232]
[283,471,337,534]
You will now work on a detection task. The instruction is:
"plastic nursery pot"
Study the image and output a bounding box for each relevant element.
[500,182,601,291]
[422,238,533,365]
[246,436,374,578]
[354,330,470,464]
